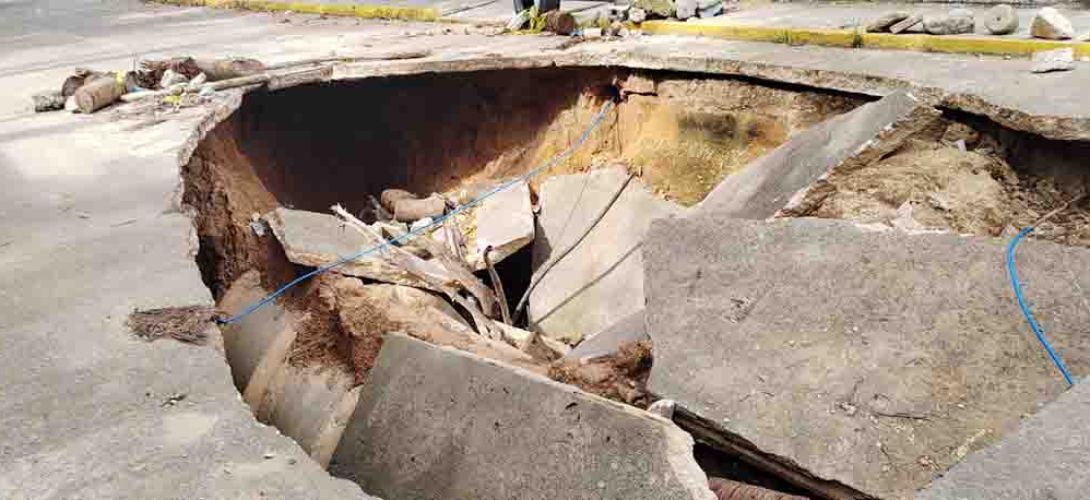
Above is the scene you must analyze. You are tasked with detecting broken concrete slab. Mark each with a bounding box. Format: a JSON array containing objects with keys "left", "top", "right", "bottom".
[
  {"left": 466, "top": 179, "right": 534, "bottom": 270},
  {"left": 329, "top": 333, "right": 715, "bottom": 500},
  {"left": 565, "top": 309, "right": 649, "bottom": 363},
  {"left": 264, "top": 207, "right": 446, "bottom": 289},
  {"left": 644, "top": 217, "right": 1090, "bottom": 499},
  {"left": 916, "top": 376, "right": 1090, "bottom": 500},
  {"left": 695, "top": 91, "right": 928, "bottom": 219},
  {"left": 218, "top": 270, "right": 298, "bottom": 392},
  {"left": 529, "top": 166, "right": 683, "bottom": 343}
]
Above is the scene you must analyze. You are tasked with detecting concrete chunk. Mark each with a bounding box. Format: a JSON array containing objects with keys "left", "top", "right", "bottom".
[
  {"left": 696, "top": 91, "right": 925, "bottom": 219},
  {"left": 916, "top": 377, "right": 1090, "bottom": 500},
  {"left": 330, "top": 333, "right": 715, "bottom": 500},
  {"left": 468, "top": 179, "right": 534, "bottom": 270},
  {"left": 644, "top": 217, "right": 1090, "bottom": 499},
  {"left": 565, "top": 309, "right": 649, "bottom": 363},
  {"left": 529, "top": 166, "right": 683, "bottom": 343}
]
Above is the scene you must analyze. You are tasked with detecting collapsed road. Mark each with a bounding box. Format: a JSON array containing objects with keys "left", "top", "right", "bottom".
[{"left": 3, "top": 2, "right": 1090, "bottom": 499}]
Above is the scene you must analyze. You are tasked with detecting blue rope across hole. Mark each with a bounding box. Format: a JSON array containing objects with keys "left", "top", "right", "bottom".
[
  {"left": 1006, "top": 226, "right": 1075, "bottom": 388},
  {"left": 217, "top": 99, "right": 616, "bottom": 326}
]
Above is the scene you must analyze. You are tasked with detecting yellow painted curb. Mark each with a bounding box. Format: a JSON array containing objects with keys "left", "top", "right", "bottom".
[
  {"left": 149, "top": 0, "right": 440, "bottom": 22},
  {"left": 641, "top": 21, "right": 1090, "bottom": 58}
]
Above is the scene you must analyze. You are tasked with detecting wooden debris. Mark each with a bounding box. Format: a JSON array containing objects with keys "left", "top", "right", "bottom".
[{"left": 74, "top": 73, "right": 126, "bottom": 113}]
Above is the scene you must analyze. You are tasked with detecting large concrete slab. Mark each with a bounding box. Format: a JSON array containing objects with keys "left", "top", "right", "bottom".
[
  {"left": 644, "top": 216, "right": 1090, "bottom": 499},
  {"left": 329, "top": 333, "right": 716, "bottom": 500},
  {"left": 529, "top": 166, "right": 683, "bottom": 343},
  {"left": 696, "top": 90, "right": 930, "bottom": 219},
  {"left": 916, "top": 376, "right": 1090, "bottom": 500},
  {"left": 565, "top": 309, "right": 649, "bottom": 363}
]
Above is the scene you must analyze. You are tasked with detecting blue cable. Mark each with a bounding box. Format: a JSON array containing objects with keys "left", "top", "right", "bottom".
[
  {"left": 218, "top": 99, "right": 615, "bottom": 325},
  {"left": 1006, "top": 226, "right": 1075, "bottom": 387}
]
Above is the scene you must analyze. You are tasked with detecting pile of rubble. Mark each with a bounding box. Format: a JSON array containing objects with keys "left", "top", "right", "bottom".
[{"left": 865, "top": 4, "right": 1086, "bottom": 41}]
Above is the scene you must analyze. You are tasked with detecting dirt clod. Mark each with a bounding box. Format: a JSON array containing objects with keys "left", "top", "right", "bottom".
[
  {"left": 127, "top": 305, "right": 215, "bottom": 345},
  {"left": 548, "top": 340, "right": 653, "bottom": 407}
]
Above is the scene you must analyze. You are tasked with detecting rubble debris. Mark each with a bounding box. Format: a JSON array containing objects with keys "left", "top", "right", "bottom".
[
  {"left": 218, "top": 271, "right": 301, "bottom": 392},
  {"left": 564, "top": 309, "right": 649, "bottom": 363},
  {"left": 647, "top": 398, "right": 676, "bottom": 419},
  {"left": 506, "top": 9, "right": 531, "bottom": 30},
  {"left": 549, "top": 340, "right": 652, "bottom": 406},
  {"left": 264, "top": 207, "right": 441, "bottom": 289},
  {"left": 676, "top": 0, "right": 698, "bottom": 21},
  {"left": 378, "top": 188, "right": 416, "bottom": 213},
  {"left": 923, "top": 9, "right": 974, "bottom": 35},
  {"left": 32, "top": 91, "right": 65, "bottom": 112},
  {"left": 1031, "top": 7, "right": 1073, "bottom": 40},
  {"left": 542, "top": 10, "right": 576, "bottom": 35},
  {"left": 159, "top": 68, "right": 189, "bottom": 89},
  {"left": 136, "top": 56, "right": 201, "bottom": 89},
  {"left": 528, "top": 166, "right": 683, "bottom": 343},
  {"left": 127, "top": 305, "right": 215, "bottom": 345},
  {"left": 865, "top": 11, "right": 910, "bottom": 33},
  {"left": 73, "top": 72, "right": 127, "bottom": 113},
  {"left": 643, "top": 216, "right": 1090, "bottom": 498},
  {"left": 697, "top": 0, "right": 723, "bottom": 19},
  {"left": 468, "top": 180, "right": 533, "bottom": 270},
  {"left": 629, "top": 6, "right": 648, "bottom": 23},
  {"left": 697, "top": 91, "right": 930, "bottom": 219},
  {"left": 1032, "top": 47, "right": 1075, "bottom": 73},
  {"left": 634, "top": 0, "right": 675, "bottom": 18},
  {"left": 983, "top": 4, "right": 1018, "bottom": 35},
  {"left": 917, "top": 376, "right": 1090, "bottom": 500},
  {"left": 194, "top": 57, "right": 266, "bottom": 81},
  {"left": 708, "top": 478, "right": 806, "bottom": 500},
  {"left": 62, "top": 68, "right": 105, "bottom": 97},
  {"left": 886, "top": 14, "right": 920, "bottom": 34},
  {"left": 330, "top": 333, "right": 714, "bottom": 500}
]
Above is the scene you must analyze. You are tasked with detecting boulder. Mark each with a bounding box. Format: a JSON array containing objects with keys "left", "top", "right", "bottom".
[
  {"left": 983, "top": 4, "right": 1018, "bottom": 35},
  {"left": 644, "top": 216, "right": 1090, "bottom": 498},
  {"left": 890, "top": 14, "right": 923, "bottom": 34},
  {"left": 923, "top": 9, "right": 974, "bottom": 35},
  {"left": 865, "top": 11, "right": 911, "bottom": 33},
  {"left": 529, "top": 166, "right": 683, "bottom": 343},
  {"left": 1032, "top": 47, "right": 1075, "bottom": 74},
  {"left": 675, "top": 0, "right": 698, "bottom": 20},
  {"left": 633, "top": 0, "right": 674, "bottom": 19},
  {"left": 1031, "top": 7, "right": 1074, "bottom": 40},
  {"left": 329, "top": 333, "right": 716, "bottom": 500},
  {"left": 629, "top": 7, "right": 648, "bottom": 23},
  {"left": 696, "top": 91, "right": 931, "bottom": 219}
]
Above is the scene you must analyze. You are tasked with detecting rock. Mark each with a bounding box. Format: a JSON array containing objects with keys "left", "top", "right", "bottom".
[
  {"left": 983, "top": 5, "right": 1018, "bottom": 35},
  {"left": 264, "top": 207, "right": 447, "bottom": 289},
  {"left": 1032, "top": 47, "right": 1075, "bottom": 73},
  {"left": 32, "top": 91, "right": 65, "bottom": 112},
  {"left": 629, "top": 7, "right": 648, "bottom": 23},
  {"left": 392, "top": 195, "right": 445, "bottom": 222},
  {"left": 542, "top": 10, "right": 576, "bottom": 35},
  {"left": 889, "top": 14, "right": 923, "bottom": 34},
  {"left": 697, "top": 0, "right": 723, "bottom": 19},
  {"left": 644, "top": 216, "right": 1090, "bottom": 498},
  {"left": 633, "top": 0, "right": 673, "bottom": 19},
  {"left": 675, "top": 0, "right": 698, "bottom": 20},
  {"left": 697, "top": 91, "right": 932, "bottom": 219},
  {"left": 379, "top": 188, "right": 417, "bottom": 213},
  {"left": 917, "top": 377, "right": 1090, "bottom": 500},
  {"left": 1031, "top": 7, "right": 1073, "bottom": 40},
  {"left": 865, "top": 11, "right": 910, "bottom": 33},
  {"left": 159, "top": 68, "right": 188, "bottom": 89},
  {"left": 647, "top": 399, "right": 676, "bottom": 419},
  {"left": 565, "top": 309, "right": 649, "bottom": 363},
  {"left": 329, "top": 333, "right": 717, "bottom": 500},
  {"left": 529, "top": 166, "right": 683, "bottom": 343},
  {"left": 923, "top": 9, "right": 974, "bottom": 35},
  {"left": 464, "top": 180, "right": 533, "bottom": 270}
]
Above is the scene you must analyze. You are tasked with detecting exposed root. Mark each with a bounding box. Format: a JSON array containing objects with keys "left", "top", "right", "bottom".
[{"left": 127, "top": 305, "right": 215, "bottom": 345}]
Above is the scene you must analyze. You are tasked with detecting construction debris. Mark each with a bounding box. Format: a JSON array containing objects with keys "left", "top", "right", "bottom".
[
  {"left": 1031, "top": 7, "right": 1074, "bottom": 40},
  {"left": 469, "top": 180, "right": 533, "bottom": 270},
  {"left": 983, "top": 4, "right": 1018, "bottom": 35},
  {"left": 330, "top": 333, "right": 715, "bottom": 500},
  {"left": 643, "top": 216, "right": 1090, "bottom": 498},
  {"left": 1032, "top": 47, "right": 1075, "bottom": 73},
  {"left": 865, "top": 11, "right": 910, "bottom": 33},
  {"left": 32, "top": 91, "right": 65, "bottom": 112},
  {"left": 889, "top": 14, "right": 923, "bottom": 34},
  {"left": 923, "top": 9, "right": 974, "bottom": 35},
  {"left": 542, "top": 10, "right": 576, "bottom": 35},
  {"left": 565, "top": 309, "right": 649, "bottom": 363},
  {"left": 73, "top": 72, "right": 127, "bottom": 113}
]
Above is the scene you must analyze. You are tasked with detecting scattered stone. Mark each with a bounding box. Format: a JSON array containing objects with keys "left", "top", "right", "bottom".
[
  {"left": 1032, "top": 47, "right": 1075, "bottom": 73},
  {"left": 697, "top": 91, "right": 930, "bottom": 219},
  {"left": 330, "top": 333, "right": 716, "bottom": 500},
  {"left": 609, "top": 20, "right": 626, "bottom": 36},
  {"left": 529, "top": 166, "right": 683, "bottom": 343},
  {"left": 675, "top": 0, "right": 698, "bottom": 20},
  {"left": 633, "top": 0, "right": 672, "bottom": 19},
  {"left": 565, "top": 309, "right": 649, "bottom": 363},
  {"left": 542, "top": 10, "right": 576, "bottom": 35},
  {"left": 647, "top": 399, "right": 676, "bottom": 419},
  {"left": 469, "top": 180, "right": 533, "bottom": 271},
  {"left": 923, "top": 9, "right": 974, "bottom": 35},
  {"left": 629, "top": 7, "right": 648, "bottom": 23},
  {"left": 1031, "top": 7, "right": 1073, "bottom": 40},
  {"left": 32, "top": 90, "right": 66, "bottom": 112},
  {"left": 644, "top": 216, "right": 1090, "bottom": 498},
  {"left": 697, "top": 0, "right": 723, "bottom": 19},
  {"left": 865, "top": 11, "right": 910, "bottom": 33},
  {"left": 890, "top": 14, "right": 923, "bottom": 34},
  {"left": 983, "top": 5, "right": 1018, "bottom": 35}
]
